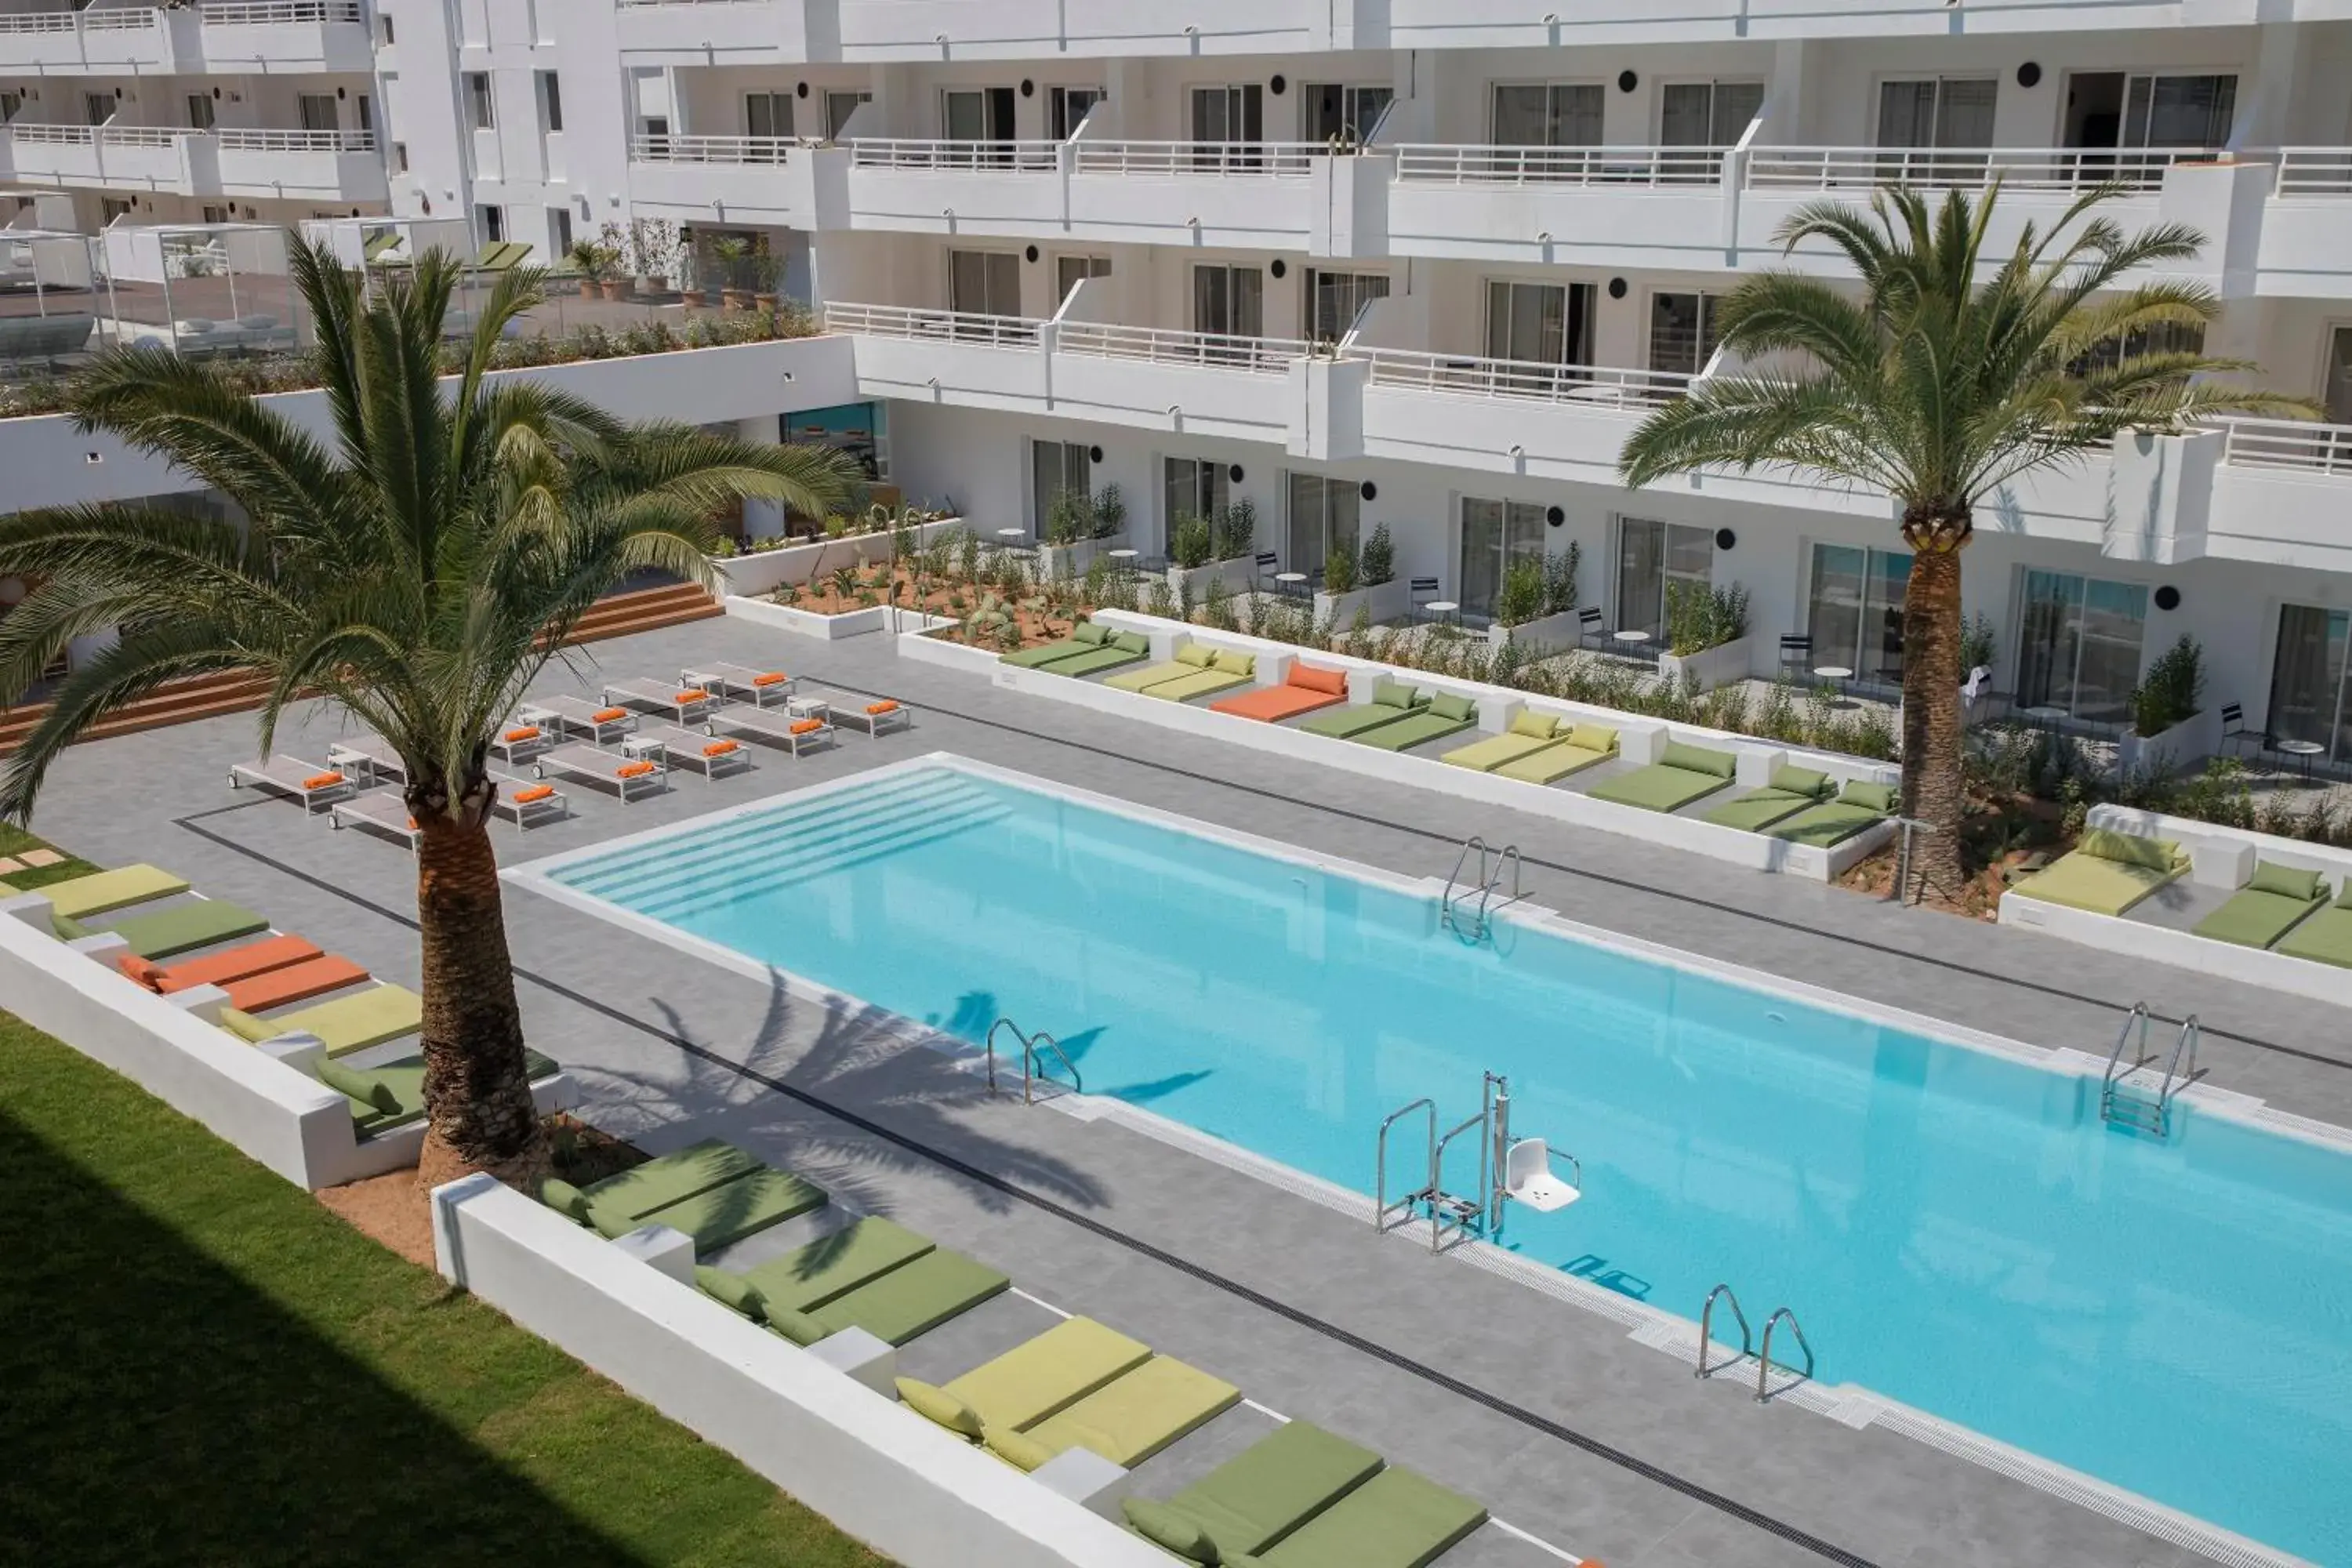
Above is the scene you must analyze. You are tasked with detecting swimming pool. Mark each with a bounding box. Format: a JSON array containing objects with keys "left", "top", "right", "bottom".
[{"left": 528, "top": 757, "right": 2352, "bottom": 1564}]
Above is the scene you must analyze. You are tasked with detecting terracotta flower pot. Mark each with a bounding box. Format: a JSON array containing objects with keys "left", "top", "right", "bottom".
[
  {"left": 753, "top": 292, "right": 779, "bottom": 312},
  {"left": 681, "top": 288, "right": 707, "bottom": 307},
  {"left": 598, "top": 278, "right": 623, "bottom": 301},
  {"left": 722, "top": 287, "right": 753, "bottom": 311}
]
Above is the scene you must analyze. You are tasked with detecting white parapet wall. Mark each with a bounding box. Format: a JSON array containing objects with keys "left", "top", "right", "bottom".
[
  {"left": 710, "top": 517, "right": 970, "bottom": 599},
  {"left": 430, "top": 1175, "right": 1171, "bottom": 1568},
  {"left": 723, "top": 597, "right": 960, "bottom": 641},
  {"left": 897, "top": 624, "right": 1011, "bottom": 677}
]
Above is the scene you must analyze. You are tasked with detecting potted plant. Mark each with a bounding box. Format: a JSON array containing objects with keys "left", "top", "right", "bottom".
[
  {"left": 712, "top": 235, "right": 754, "bottom": 310},
  {"left": 628, "top": 217, "right": 678, "bottom": 295},
  {"left": 677, "top": 240, "right": 707, "bottom": 308},
  {"left": 569, "top": 235, "right": 622, "bottom": 301},
  {"left": 750, "top": 238, "right": 782, "bottom": 313}
]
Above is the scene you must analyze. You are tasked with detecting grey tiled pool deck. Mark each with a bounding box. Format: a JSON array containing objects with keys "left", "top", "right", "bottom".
[{"left": 26, "top": 614, "right": 2352, "bottom": 1568}]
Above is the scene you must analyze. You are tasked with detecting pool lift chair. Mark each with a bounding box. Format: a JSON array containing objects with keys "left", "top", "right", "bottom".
[{"left": 1375, "top": 1071, "right": 1581, "bottom": 1254}]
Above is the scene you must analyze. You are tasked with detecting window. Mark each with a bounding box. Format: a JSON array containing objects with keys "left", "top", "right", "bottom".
[
  {"left": 2015, "top": 570, "right": 2149, "bottom": 723},
  {"left": 85, "top": 92, "right": 114, "bottom": 128},
  {"left": 1806, "top": 544, "right": 1911, "bottom": 684},
  {"left": 824, "top": 90, "right": 872, "bottom": 140},
  {"left": 392, "top": 140, "right": 409, "bottom": 174},
  {"left": 1050, "top": 85, "right": 1103, "bottom": 140},
  {"left": 1648, "top": 292, "right": 1725, "bottom": 376},
  {"left": 943, "top": 87, "right": 1015, "bottom": 164},
  {"left": 101, "top": 198, "right": 133, "bottom": 224},
  {"left": 550, "top": 206, "right": 572, "bottom": 255},
  {"left": 298, "top": 93, "right": 339, "bottom": 132},
  {"left": 355, "top": 94, "right": 372, "bottom": 136},
  {"left": 1490, "top": 83, "right": 1603, "bottom": 148},
  {"left": 0, "top": 90, "right": 21, "bottom": 125},
  {"left": 948, "top": 249, "right": 1021, "bottom": 316},
  {"left": 1304, "top": 83, "right": 1393, "bottom": 143},
  {"left": 1658, "top": 80, "right": 1761, "bottom": 179},
  {"left": 1458, "top": 499, "right": 1548, "bottom": 622},
  {"left": 744, "top": 90, "right": 792, "bottom": 140},
  {"left": 1192, "top": 263, "right": 1264, "bottom": 340},
  {"left": 1190, "top": 85, "right": 1264, "bottom": 169},
  {"left": 2067, "top": 320, "right": 2204, "bottom": 378},
  {"left": 2327, "top": 326, "right": 2352, "bottom": 426},
  {"left": 2267, "top": 605, "right": 2352, "bottom": 761},
  {"left": 1031, "top": 440, "right": 1091, "bottom": 537},
  {"left": 201, "top": 205, "right": 230, "bottom": 225},
  {"left": 1285, "top": 474, "right": 1360, "bottom": 575},
  {"left": 1485, "top": 280, "right": 1593, "bottom": 366},
  {"left": 1164, "top": 457, "right": 1229, "bottom": 535},
  {"left": 378, "top": 13, "right": 394, "bottom": 44},
  {"left": 1054, "top": 253, "right": 1109, "bottom": 305},
  {"left": 186, "top": 93, "right": 215, "bottom": 131},
  {"left": 1613, "top": 517, "right": 1713, "bottom": 638},
  {"left": 1876, "top": 77, "right": 1995, "bottom": 181},
  {"left": 1305, "top": 269, "right": 1388, "bottom": 345},
  {"left": 2124, "top": 73, "right": 2235, "bottom": 149},
  {"left": 466, "top": 72, "right": 495, "bottom": 131},
  {"left": 539, "top": 71, "right": 563, "bottom": 133},
  {"left": 478, "top": 204, "right": 505, "bottom": 244}
]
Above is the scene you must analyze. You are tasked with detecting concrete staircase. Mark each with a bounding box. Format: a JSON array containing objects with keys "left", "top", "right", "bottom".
[{"left": 0, "top": 583, "right": 724, "bottom": 757}]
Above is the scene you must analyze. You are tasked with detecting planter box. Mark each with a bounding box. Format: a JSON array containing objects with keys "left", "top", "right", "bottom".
[
  {"left": 2114, "top": 706, "right": 2220, "bottom": 777},
  {"left": 1166, "top": 556, "right": 1259, "bottom": 602},
  {"left": 1036, "top": 535, "right": 1127, "bottom": 579},
  {"left": 1657, "top": 636, "right": 1755, "bottom": 693},
  {"left": 724, "top": 596, "right": 956, "bottom": 641},
  {"left": 710, "top": 517, "right": 964, "bottom": 599},
  {"left": 1316, "top": 578, "right": 1409, "bottom": 627},
  {"left": 898, "top": 626, "right": 1007, "bottom": 677},
  {"left": 1486, "top": 608, "right": 1586, "bottom": 656}
]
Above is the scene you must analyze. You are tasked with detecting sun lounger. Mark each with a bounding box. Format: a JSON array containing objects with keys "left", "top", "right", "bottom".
[
  {"left": 1125, "top": 1421, "right": 1385, "bottom": 1563},
  {"left": 228, "top": 755, "right": 357, "bottom": 811},
  {"left": 681, "top": 660, "right": 796, "bottom": 704},
  {"left": 800, "top": 1249, "right": 1008, "bottom": 1345},
  {"left": 1141, "top": 648, "right": 1256, "bottom": 704},
  {"left": 55, "top": 896, "right": 267, "bottom": 958},
  {"left": 489, "top": 770, "right": 568, "bottom": 826},
  {"left": 314, "top": 1047, "right": 560, "bottom": 1137},
  {"left": 603, "top": 677, "right": 715, "bottom": 724},
  {"left": 489, "top": 718, "right": 554, "bottom": 764},
  {"left": 220, "top": 982, "right": 422, "bottom": 1055},
  {"left": 635, "top": 721, "right": 755, "bottom": 779},
  {"left": 1703, "top": 764, "right": 1836, "bottom": 833},
  {"left": 1352, "top": 691, "right": 1476, "bottom": 753},
  {"left": 1104, "top": 657, "right": 1194, "bottom": 693},
  {"left": 709, "top": 704, "right": 837, "bottom": 756},
  {"left": 1298, "top": 677, "right": 1429, "bottom": 739},
  {"left": 220, "top": 953, "right": 369, "bottom": 1012},
  {"left": 118, "top": 933, "right": 321, "bottom": 995},
  {"left": 1014, "top": 1355, "right": 1240, "bottom": 1470},
  {"left": 523, "top": 695, "right": 637, "bottom": 743},
  {"left": 1493, "top": 721, "right": 1620, "bottom": 785},
  {"left": 909, "top": 1316, "right": 1150, "bottom": 1435},
  {"left": 534, "top": 742, "right": 668, "bottom": 800},
  {"left": 325, "top": 735, "right": 406, "bottom": 784},
  {"left": 2006, "top": 827, "right": 2187, "bottom": 916},
  {"left": 742, "top": 1217, "right": 938, "bottom": 1317},
  {"left": 1766, "top": 779, "right": 1900, "bottom": 848},
  {"left": 21, "top": 863, "right": 188, "bottom": 920},
  {"left": 1251, "top": 1464, "right": 1488, "bottom": 1568},
  {"left": 330, "top": 790, "right": 420, "bottom": 850},
  {"left": 1441, "top": 710, "right": 1565, "bottom": 772},
  {"left": 2192, "top": 861, "right": 2331, "bottom": 949},
  {"left": 1213, "top": 662, "right": 1350, "bottom": 723},
  {"left": 1588, "top": 739, "right": 1737, "bottom": 813},
  {"left": 1043, "top": 629, "right": 1151, "bottom": 678},
  {"left": 833, "top": 695, "right": 913, "bottom": 735},
  {"left": 2274, "top": 881, "right": 2352, "bottom": 967},
  {"left": 698, "top": 1226, "right": 1010, "bottom": 1348},
  {"left": 1001, "top": 622, "right": 1106, "bottom": 669},
  {"left": 539, "top": 1136, "right": 829, "bottom": 1254}
]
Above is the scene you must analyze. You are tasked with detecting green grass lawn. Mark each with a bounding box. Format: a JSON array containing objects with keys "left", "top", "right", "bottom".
[
  {"left": 0, "top": 1011, "right": 894, "bottom": 1568},
  {"left": 0, "top": 820, "right": 101, "bottom": 891}
]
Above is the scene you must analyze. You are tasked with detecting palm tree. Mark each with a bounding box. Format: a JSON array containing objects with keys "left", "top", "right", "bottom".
[
  {"left": 1621, "top": 183, "right": 2314, "bottom": 896},
  {"left": 0, "top": 239, "right": 855, "bottom": 1186}
]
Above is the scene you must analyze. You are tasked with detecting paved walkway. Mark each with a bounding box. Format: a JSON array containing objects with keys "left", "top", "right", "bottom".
[{"left": 27, "top": 615, "right": 2351, "bottom": 1568}]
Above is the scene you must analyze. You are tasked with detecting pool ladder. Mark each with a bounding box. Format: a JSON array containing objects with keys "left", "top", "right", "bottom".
[
  {"left": 2100, "top": 1002, "right": 2202, "bottom": 1138},
  {"left": 1441, "top": 835, "right": 1523, "bottom": 942},
  {"left": 1696, "top": 1283, "right": 1817, "bottom": 1403},
  {"left": 1374, "top": 1072, "right": 1581, "bottom": 1254},
  {"left": 984, "top": 1016, "right": 1082, "bottom": 1105}
]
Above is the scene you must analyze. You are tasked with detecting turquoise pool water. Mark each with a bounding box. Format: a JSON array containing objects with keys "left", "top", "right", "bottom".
[{"left": 543, "top": 764, "right": 2352, "bottom": 1563}]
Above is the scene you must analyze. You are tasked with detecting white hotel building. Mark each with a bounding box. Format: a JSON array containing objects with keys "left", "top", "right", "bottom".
[{"left": 6, "top": 0, "right": 2352, "bottom": 753}]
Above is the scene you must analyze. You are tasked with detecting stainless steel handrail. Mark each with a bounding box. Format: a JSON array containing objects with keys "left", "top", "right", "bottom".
[
  {"left": 1477, "top": 844, "right": 1524, "bottom": 931},
  {"left": 2158, "top": 1014, "right": 2203, "bottom": 1110},
  {"left": 1374, "top": 1097, "right": 1436, "bottom": 1232},
  {"left": 2102, "top": 1000, "right": 2152, "bottom": 1093},
  {"left": 1024, "top": 1029, "right": 1080, "bottom": 1104},
  {"left": 1439, "top": 834, "right": 1488, "bottom": 931},
  {"left": 1756, "top": 1306, "right": 1815, "bottom": 1402},
  {"left": 1430, "top": 1109, "right": 1489, "bottom": 1253},
  {"left": 1696, "top": 1282, "right": 1751, "bottom": 1379}
]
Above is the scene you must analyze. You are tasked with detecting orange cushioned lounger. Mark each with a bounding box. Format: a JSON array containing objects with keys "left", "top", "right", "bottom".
[
  {"left": 121, "top": 933, "right": 323, "bottom": 995},
  {"left": 223, "top": 954, "right": 371, "bottom": 1013},
  {"left": 1210, "top": 662, "right": 1352, "bottom": 724}
]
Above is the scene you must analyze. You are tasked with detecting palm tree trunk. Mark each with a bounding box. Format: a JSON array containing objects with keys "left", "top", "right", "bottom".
[
  {"left": 412, "top": 793, "right": 548, "bottom": 1192},
  {"left": 1897, "top": 503, "right": 1972, "bottom": 900}
]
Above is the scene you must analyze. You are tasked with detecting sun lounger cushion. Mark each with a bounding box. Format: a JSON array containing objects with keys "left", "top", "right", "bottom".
[
  {"left": 1441, "top": 731, "right": 1555, "bottom": 771},
  {"left": 1493, "top": 739, "right": 1613, "bottom": 785},
  {"left": 1298, "top": 702, "right": 1414, "bottom": 740},
  {"left": 125, "top": 932, "right": 319, "bottom": 993},
  {"left": 1255, "top": 1465, "right": 1488, "bottom": 1568},
  {"left": 1146, "top": 1419, "right": 1385, "bottom": 1560},
  {"left": 1022, "top": 1356, "right": 1241, "bottom": 1468},
  {"left": 897, "top": 1377, "right": 987, "bottom": 1441},
  {"left": 1371, "top": 678, "right": 1422, "bottom": 710},
  {"left": 1145, "top": 668, "right": 1252, "bottom": 704},
  {"left": 1766, "top": 787, "right": 1897, "bottom": 848},
  {"left": 74, "top": 898, "right": 268, "bottom": 959},
  {"left": 1210, "top": 650, "right": 1256, "bottom": 677},
  {"left": 1770, "top": 764, "right": 1833, "bottom": 798},
  {"left": 1588, "top": 759, "right": 1732, "bottom": 813},
  {"left": 224, "top": 954, "right": 368, "bottom": 1012},
  {"left": 1508, "top": 710, "right": 1559, "bottom": 739},
  {"left": 1658, "top": 740, "right": 1737, "bottom": 779},
  {"left": 1702, "top": 786, "right": 1820, "bottom": 833},
  {"left": 1046, "top": 643, "right": 1148, "bottom": 678},
  {"left": 35, "top": 864, "right": 189, "bottom": 921},
  {"left": 742, "top": 1217, "right": 936, "bottom": 1316},
  {"left": 1569, "top": 723, "right": 1618, "bottom": 753},
  {"left": 1426, "top": 692, "right": 1475, "bottom": 724},
  {"left": 1352, "top": 709, "right": 1475, "bottom": 753},
  {"left": 1291, "top": 664, "right": 1348, "bottom": 695},
  {"left": 1212, "top": 680, "right": 1346, "bottom": 724},
  {"left": 320, "top": 1047, "right": 558, "bottom": 1134},
  {"left": 2010, "top": 835, "right": 2187, "bottom": 916},
  {"left": 1126, "top": 1500, "right": 1221, "bottom": 1564},
  {"left": 942, "top": 1316, "right": 1152, "bottom": 1434},
  {"left": 1003, "top": 633, "right": 1091, "bottom": 669},
  {"left": 1105, "top": 659, "right": 1192, "bottom": 693},
  {"left": 2274, "top": 893, "right": 2352, "bottom": 968},
  {"left": 572, "top": 1137, "right": 762, "bottom": 1222},
  {"left": 807, "top": 1247, "right": 1010, "bottom": 1345},
  {"left": 599, "top": 1167, "right": 828, "bottom": 1250},
  {"left": 220, "top": 983, "right": 422, "bottom": 1055},
  {"left": 1176, "top": 644, "right": 1217, "bottom": 669},
  {"left": 2247, "top": 860, "right": 2326, "bottom": 902},
  {"left": 2191, "top": 865, "right": 2328, "bottom": 949}
]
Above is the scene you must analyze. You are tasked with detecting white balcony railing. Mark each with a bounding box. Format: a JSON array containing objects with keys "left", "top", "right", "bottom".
[
  {"left": 849, "top": 138, "right": 1058, "bottom": 172},
  {"left": 7, "top": 123, "right": 194, "bottom": 149},
  {"left": 824, "top": 301, "right": 1042, "bottom": 348},
  {"left": 200, "top": 0, "right": 364, "bottom": 23},
  {"left": 1056, "top": 321, "right": 1307, "bottom": 373},
  {"left": 2274, "top": 149, "right": 2352, "bottom": 197},
  {"left": 1357, "top": 347, "right": 1693, "bottom": 408},
  {"left": 217, "top": 127, "right": 375, "bottom": 153},
  {"left": 1072, "top": 141, "right": 1317, "bottom": 177},
  {"left": 629, "top": 133, "right": 792, "bottom": 165},
  {"left": 1745, "top": 146, "right": 2223, "bottom": 194},
  {"left": 1393, "top": 144, "right": 1733, "bottom": 187},
  {"left": 2215, "top": 417, "right": 2352, "bottom": 476},
  {"left": 0, "top": 6, "right": 158, "bottom": 31}
]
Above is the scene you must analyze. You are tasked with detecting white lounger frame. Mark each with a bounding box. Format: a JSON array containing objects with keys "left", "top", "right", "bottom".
[
  {"left": 681, "top": 661, "right": 795, "bottom": 706},
  {"left": 709, "top": 705, "right": 837, "bottom": 757},
  {"left": 532, "top": 743, "right": 669, "bottom": 802},
  {"left": 603, "top": 677, "right": 715, "bottom": 725},
  {"left": 228, "top": 756, "right": 358, "bottom": 811}
]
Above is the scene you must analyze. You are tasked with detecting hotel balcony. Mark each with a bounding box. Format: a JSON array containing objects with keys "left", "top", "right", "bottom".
[
  {"left": 625, "top": 133, "right": 838, "bottom": 227},
  {"left": 0, "top": 124, "right": 214, "bottom": 197},
  {"left": 0, "top": 1, "right": 367, "bottom": 75},
  {"left": 609, "top": 0, "right": 1385, "bottom": 63},
  {"left": 216, "top": 128, "right": 386, "bottom": 205}
]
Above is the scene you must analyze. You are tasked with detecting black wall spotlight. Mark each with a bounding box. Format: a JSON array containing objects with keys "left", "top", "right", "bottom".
[
  {"left": 1088, "top": 445, "right": 1104, "bottom": 464},
  {"left": 1020, "top": 78, "right": 1035, "bottom": 97},
  {"left": 1269, "top": 257, "right": 1287, "bottom": 280},
  {"left": 2154, "top": 584, "right": 2182, "bottom": 612},
  {"left": 1715, "top": 528, "right": 1737, "bottom": 551},
  {"left": 1269, "top": 74, "right": 1287, "bottom": 95},
  {"left": 796, "top": 82, "right": 810, "bottom": 99},
  {"left": 1617, "top": 70, "right": 1638, "bottom": 93},
  {"left": 1229, "top": 464, "right": 1245, "bottom": 484},
  {"left": 1545, "top": 505, "right": 1566, "bottom": 528},
  {"left": 1024, "top": 244, "right": 1040, "bottom": 263},
  {"left": 336, "top": 85, "right": 347, "bottom": 99},
  {"left": 1359, "top": 481, "right": 1377, "bottom": 502},
  {"left": 1607, "top": 277, "right": 1628, "bottom": 299},
  {"left": 2017, "top": 61, "right": 2042, "bottom": 88}
]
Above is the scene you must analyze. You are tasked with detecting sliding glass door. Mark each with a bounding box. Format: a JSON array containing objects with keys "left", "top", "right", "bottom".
[
  {"left": 1285, "top": 474, "right": 1360, "bottom": 574},
  {"left": 1030, "top": 440, "right": 1091, "bottom": 537},
  {"left": 1804, "top": 544, "right": 1911, "bottom": 682},
  {"left": 1613, "top": 517, "right": 1712, "bottom": 637},
  {"left": 1458, "top": 498, "right": 1548, "bottom": 622},
  {"left": 1484, "top": 280, "right": 1594, "bottom": 367},
  {"left": 2014, "top": 570, "right": 2149, "bottom": 723},
  {"left": 2267, "top": 606, "right": 2352, "bottom": 760},
  {"left": 949, "top": 249, "right": 1022, "bottom": 317}
]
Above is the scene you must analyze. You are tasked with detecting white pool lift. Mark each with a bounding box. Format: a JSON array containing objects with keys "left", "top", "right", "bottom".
[{"left": 1375, "top": 1071, "right": 1582, "bottom": 1251}]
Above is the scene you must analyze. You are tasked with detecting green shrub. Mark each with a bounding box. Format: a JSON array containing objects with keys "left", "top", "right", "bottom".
[
  {"left": 1212, "top": 499, "right": 1257, "bottom": 562},
  {"left": 2129, "top": 634, "right": 2204, "bottom": 737},
  {"left": 1323, "top": 538, "right": 1359, "bottom": 596},
  {"left": 1170, "top": 513, "right": 1215, "bottom": 569},
  {"left": 1664, "top": 580, "right": 1749, "bottom": 656},
  {"left": 1541, "top": 543, "right": 1580, "bottom": 616},
  {"left": 1496, "top": 561, "right": 1546, "bottom": 627},
  {"left": 1358, "top": 523, "right": 1395, "bottom": 586},
  {"left": 1959, "top": 610, "right": 1996, "bottom": 674},
  {"left": 1091, "top": 482, "right": 1127, "bottom": 540}
]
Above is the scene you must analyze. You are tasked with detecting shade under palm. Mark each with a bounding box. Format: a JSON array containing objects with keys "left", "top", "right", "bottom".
[
  {"left": 0, "top": 239, "right": 855, "bottom": 1185},
  {"left": 1621, "top": 183, "right": 2314, "bottom": 896}
]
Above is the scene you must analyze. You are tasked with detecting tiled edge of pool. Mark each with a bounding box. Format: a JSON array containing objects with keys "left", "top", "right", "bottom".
[{"left": 503, "top": 751, "right": 2334, "bottom": 1568}]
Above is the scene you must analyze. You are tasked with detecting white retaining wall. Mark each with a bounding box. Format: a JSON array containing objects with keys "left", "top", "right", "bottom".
[
  {"left": 710, "top": 517, "right": 967, "bottom": 599},
  {"left": 723, "top": 597, "right": 958, "bottom": 641},
  {"left": 897, "top": 625, "right": 1011, "bottom": 677},
  {"left": 430, "top": 1176, "right": 1170, "bottom": 1568}
]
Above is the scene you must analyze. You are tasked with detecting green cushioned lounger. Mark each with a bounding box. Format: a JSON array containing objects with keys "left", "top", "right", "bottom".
[
  {"left": 1493, "top": 740, "right": 1613, "bottom": 785},
  {"left": 321, "top": 1047, "right": 559, "bottom": 1134},
  {"left": 2275, "top": 894, "right": 2352, "bottom": 968},
  {"left": 742, "top": 1217, "right": 937, "bottom": 1316},
  {"left": 1141, "top": 1419, "right": 1383, "bottom": 1559},
  {"left": 1145, "top": 668, "right": 1253, "bottom": 704},
  {"left": 612, "top": 1167, "right": 829, "bottom": 1251},
  {"left": 1766, "top": 799, "right": 1889, "bottom": 848},
  {"left": 1702, "top": 787, "right": 1820, "bottom": 833},
  {"left": 2194, "top": 885, "right": 2328, "bottom": 949},
  {"left": 73, "top": 899, "right": 269, "bottom": 960},
  {"left": 1257, "top": 1465, "right": 1488, "bottom": 1568},
  {"left": 1045, "top": 643, "right": 1147, "bottom": 678},
  {"left": 220, "top": 983, "right": 421, "bottom": 1055},
  {"left": 1104, "top": 659, "right": 1193, "bottom": 693},
  {"left": 1002, "top": 633, "right": 1094, "bottom": 668},
  {"left": 1022, "top": 1356, "right": 1240, "bottom": 1468},
  {"left": 944, "top": 1316, "right": 1152, "bottom": 1432},
  {"left": 35, "top": 864, "right": 190, "bottom": 920},
  {"left": 1298, "top": 703, "right": 1415, "bottom": 739},
  {"left": 583, "top": 1136, "right": 765, "bottom": 1221},
  {"left": 807, "top": 1247, "right": 1009, "bottom": 1345},
  {"left": 2008, "top": 829, "right": 2187, "bottom": 917},
  {"left": 1352, "top": 710, "right": 1475, "bottom": 753},
  {"left": 1588, "top": 763, "right": 1730, "bottom": 813},
  {"left": 1439, "top": 731, "right": 1555, "bottom": 771}
]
